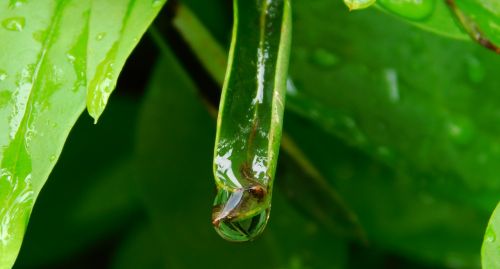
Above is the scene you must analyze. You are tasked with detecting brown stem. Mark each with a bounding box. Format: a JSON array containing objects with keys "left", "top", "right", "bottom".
[{"left": 445, "top": 0, "right": 500, "bottom": 54}]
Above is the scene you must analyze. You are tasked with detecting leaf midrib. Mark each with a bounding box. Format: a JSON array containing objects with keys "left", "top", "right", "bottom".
[{"left": 5, "top": 1, "right": 66, "bottom": 191}]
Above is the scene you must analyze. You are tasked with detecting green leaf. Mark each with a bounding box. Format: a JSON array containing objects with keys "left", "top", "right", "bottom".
[
  {"left": 16, "top": 97, "right": 141, "bottom": 267},
  {"left": 278, "top": 135, "right": 365, "bottom": 240},
  {"left": 163, "top": 3, "right": 363, "bottom": 240},
  {"left": 164, "top": 0, "right": 496, "bottom": 266},
  {"left": 86, "top": 0, "right": 166, "bottom": 122},
  {"left": 338, "top": 0, "right": 466, "bottom": 40},
  {"left": 446, "top": 0, "right": 500, "bottom": 53},
  {"left": 0, "top": 1, "right": 165, "bottom": 267},
  {"left": 288, "top": 0, "right": 500, "bottom": 213},
  {"left": 211, "top": 0, "right": 292, "bottom": 241},
  {"left": 171, "top": 6, "right": 227, "bottom": 85},
  {"left": 482, "top": 202, "right": 500, "bottom": 269},
  {"left": 136, "top": 46, "right": 348, "bottom": 269},
  {"left": 110, "top": 223, "right": 168, "bottom": 269},
  {"left": 285, "top": 113, "right": 485, "bottom": 268},
  {"left": 374, "top": 0, "right": 500, "bottom": 52}
]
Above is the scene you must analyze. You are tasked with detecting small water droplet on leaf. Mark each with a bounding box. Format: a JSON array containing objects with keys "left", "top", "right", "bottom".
[
  {"left": 447, "top": 118, "right": 473, "bottom": 145},
  {"left": 465, "top": 56, "right": 484, "bottom": 83},
  {"left": 379, "top": 0, "right": 435, "bottom": 20},
  {"left": 485, "top": 226, "right": 496, "bottom": 243},
  {"left": 96, "top": 32, "right": 106, "bottom": 41},
  {"left": 0, "top": 70, "right": 7, "bottom": 81},
  {"left": 2, "top": 17, "right": 26, "bottom": 32},
  {"left": 152, "top": 0, "right": 163, "bottom": 8},
  {"left": 8, "top": 0, "right": 27, "bottom": 8},
  {"left": 311, "top": 48, "right": 339, "bottom": 68},
  {"left": 343, "top": 0, "right": 376, "bottom": 10}
]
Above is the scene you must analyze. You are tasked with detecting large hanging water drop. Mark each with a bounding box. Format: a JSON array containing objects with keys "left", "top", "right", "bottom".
[
  {"left": 212, "top": 188, "right": 270, "bottom": 241},
  {"left": 211, "top": 0, "right": 292, "bottom": 242}
]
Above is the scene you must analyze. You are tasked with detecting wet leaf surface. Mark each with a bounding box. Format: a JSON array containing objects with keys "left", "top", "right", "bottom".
[
  {"left": 135, "top": 47, "right": 348, "bottom": 269},
  {"left": 172, "top": 0, "right": 500, "bottom": 266},
  {"left": 482, "top": 202, "right": 500, "bottom": 269},
  {"left": 0, "top": 0, "right": 165, "bottom": 267}
]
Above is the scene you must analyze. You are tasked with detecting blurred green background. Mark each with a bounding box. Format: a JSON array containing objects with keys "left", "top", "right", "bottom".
[{"left": 12, "top": 0, "right": 500, "bottom": 268}]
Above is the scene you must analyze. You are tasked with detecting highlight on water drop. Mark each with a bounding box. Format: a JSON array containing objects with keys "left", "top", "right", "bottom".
[
  {"left": 343, "top": 0, "right": 376, "bottom": 10},
  {"left": 211, "top": 0, "right": 292, "bottom": 242},
  {"left": 2, "top": 17, "right": 26, "bottom": 32},
  {"left": 378, "top": 0, "right": 435, "bottom": 20}
]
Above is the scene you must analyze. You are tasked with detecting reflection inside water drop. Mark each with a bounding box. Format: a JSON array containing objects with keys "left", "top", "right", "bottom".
[{"left": 212, "top": 187, "right": 271, "bottom": 242}]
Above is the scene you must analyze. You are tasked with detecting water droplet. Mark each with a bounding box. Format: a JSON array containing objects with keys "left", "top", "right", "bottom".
[
  {"left": 379, "top": 0, "right": 435, "bottom": 20},
  {"left": 485, "top": 226, "right": 496, "bottom": 243},
  {"left": 353, "top": 131, "right": 367, "bottom": 145},
  {"left": 419, "top": 192, "right": 435, "bottom": 205},
  {"left": 311, "top": 48, "right": 339, "bottom": 68},
  {"left": 212, "top": 188, "right": 270, "bottom": 242},
  {"left": 87, "top": 42, "right": 118, "bottom": 121},
  {"left": 8, "top": 0, "right": 27, "bottom": 8},
  {"left": 0, "top": 70, "right": 7, "bottom": 81},
  {"left": 152, "top": 0, "right": 163, "bottom": 8},
  {"left": 445, "top": 252, "right": 467, "bottom": 269},
  {"left": 2, "top": 17, "right": 26, "bottom": 32},
  {"left": 288, "top": 256, "right": 304, "bottom": 269},
  {"left": 343, "top": 0, "right": 376, "bottom": 10},
  {"left": 465, "top": 56, "right": 484, "bottom": 83},
  {"left": 96, "top": 32, "right": 106, "bottom": 41},
  {"left": 286, "top": 78, "right": 298, "bottom": 96},
  {"left": 49, "top": 155, "right": 57, "bottom": 163},
  {"left": 377, "top": 146, "right": 391, "bottom": 158},
  {"left": 342, "top": 116, "right": 356, "bottom": 129},
  {"left": 32, "top": 30, "right": 46, "bottom": 43},
  {"left": 447, "top": 118, "right": 473, "bottom": 145},
  {"left": 0, "top": 90, "right": 12, "bottom": 108},
  {"left": 384, "top": 68, "right": 400, "bottom": 102},
  {"left": 66, "top": 53, "right": 76, "bottom": 63}
]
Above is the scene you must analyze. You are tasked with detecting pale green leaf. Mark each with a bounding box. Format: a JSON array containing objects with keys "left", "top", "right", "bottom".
[
  {"left": 482, "top": 202, "right": 500, "bottom": 269},
  {"left": 0, "top": 1, "right": 165, "bottom": 267},
  {"left": 86, "top": 0, "right": 166, "bottom": 122}
]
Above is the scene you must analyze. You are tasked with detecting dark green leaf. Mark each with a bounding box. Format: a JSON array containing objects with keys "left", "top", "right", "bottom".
[
  {"left": 136, "top": 45, "right": 348, "bottom": 269},
  {"left": 14, "top": 96, "right": 141, "bottom": 268},
  {"left": 289, "top": 0, "right": 500, "bottom": 213},
  {"left": 110, "top": 223, "right": 167, "bottom": 269},
  {"left": 285, "top": 113, "right": 485, "bottom": 268},
  {"left": 167, "top": 1, "right": 497, "bottom": 266},
  {"left": 166, "top": 3, "right": 362, "bottom": 240}
]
